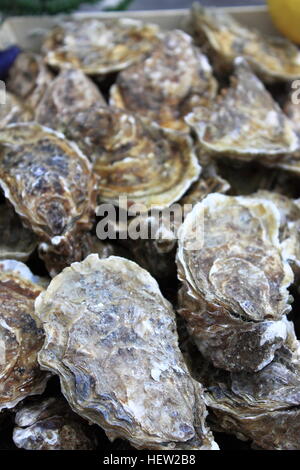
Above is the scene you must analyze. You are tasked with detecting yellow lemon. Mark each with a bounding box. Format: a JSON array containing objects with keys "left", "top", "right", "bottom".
[{"left": 268, "top": 0, "right": 300, "bottom": 44}]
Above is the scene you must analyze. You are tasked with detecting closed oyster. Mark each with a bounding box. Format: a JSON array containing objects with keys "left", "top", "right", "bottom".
[
  {"left": 6, "top": 52, "right": 54, "bottom": 109},
  {"left": 186, "top": 59, "right": 299, "bottom": 166},
  {"left": 191, "top": 321, "right": 300, "bottom": 450},
  {"left": 35, "top": 68, "right": 106, "bottom": 130},
  {"left": 0, "top": 124, "right": 97, "bottom": 276},
  {"left": 110, "top": 30, "right": 217, "bottom": 132},
  {"left": 0, "top": 92, "right": 32, "bottom": 129},
  {"left": 43, "top": 18, "right": 160, "bottom": 75},
  {"left": 0, "top": 204, "right": 37, "bottom": 261},
  {"left": 177, "top": 193, "right": 294, "bottom": 372},
  {"left": 0, "top": 260, "right": 49, "bottom": 411},
  {"left": 249, "top": 191, "right": 300, "bottom": 275},
  {"left": 13, "top": 397, "right": 98, "bottom": 450},
  {"left": 35, "top": 254, "right": 218, "bottom": 450},
  {"left": 191, "top": 3, "right": 300, "bottom": 83},
  {"left": 63, "top": 106, "right": 200, "bottom": 212}
]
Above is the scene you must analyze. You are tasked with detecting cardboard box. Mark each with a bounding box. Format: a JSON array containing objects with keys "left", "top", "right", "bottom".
[{"left": 0, "top": 5, "right": 279, "bottom": 53}]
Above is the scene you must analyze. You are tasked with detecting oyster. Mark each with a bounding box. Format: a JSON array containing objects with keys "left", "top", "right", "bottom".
[
  {"left": 110, "top": 30, "right": 217, "bottom": 132},
  {"left": 35, "top": 254, "right": 218, "bottom": 450},
  {"left": 35, "top": 68, "right": 106, "bottom": 131},
  {"left": 177, "top": 193, "right": 294, "bottom": 372},
  {"left": 6, "top": 52, "right": 54, "bottom": 109},
  {"left": 191, "top": 3, "right": 300, "bottom": 83},
  {"left": 0, "top": 203, "right": 37, "bottom": 261},
  {"left": 0, "top": 124, "right": 97, "bottom": 276},
  {"left": 191, "top": 321, "right": 300, "bottom": 450},
  {"left": 284, "top": 97, "right": 300, "bottom": 136},
  {"left": 186, "top": 59, "right": 299, "bottom": 166},
  {"left": 0, "top": 92, "right": 32, "bottom": 129},
  {"left": 13, "top": 397, "right": 98, "bottom": 450},
  {"left": 63, "top": 106, "right": 200, "bottom": 211},
  {"left": 43, "top": 18, "right": 160, "bottom": 75},
  {"left": 0, "top": 260, "right": 49, "bottom": 411}
]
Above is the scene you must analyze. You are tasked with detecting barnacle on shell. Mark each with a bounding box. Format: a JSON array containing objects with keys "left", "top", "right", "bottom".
[
  {"left": 110, "top": 29, "right": 217, "bottom": 132},
  {"left": 177, "top": 193, "right": 294, "bottom": 372},
  {"left": 0, "top": 123, "right": 97, "bottom": 276},
  {"left": 191, "top": 3, "right": 300, "bottom": 83},
  {"left": 13, "top": 397, "right": 98, "bottom": 450},
  {"left": 42, "top": 18, "right": 160, "bottom": 75},
  {"left": 34, "top": 254, "right": 218, "bottom": 450},
  {"left": 0, "top": 260, "right": 49, "bottom": 412},
  {"left": 186, "top": 59, "right": 299, "bottom": 167}
]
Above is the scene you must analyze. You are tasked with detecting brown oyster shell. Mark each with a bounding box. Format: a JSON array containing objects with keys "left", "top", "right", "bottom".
[
  {"left": 0, "top": 123, "right": 97, "bottom": 276},
  {"left": 0, "top": 204, "right": 37, "bottom": 261},
  {"left": 35, "top": 68, "right": 106, "bottom": 130},
  {"left": 0, "top": 260, "right": 49, "bottom": 411},
  {"left": 177, "top": 193, "right": 294, "bottom": 372},
  {"left": 191, "top": 4, "right": 300, "bottom": 83},
  {"left": 0, "top": 92, "right": 32, "bottom": 129},
  {"left": 63, "top": 106, "right": 200, "bottom": 212},
  {"left": 110, "top": 29, "right": 217, "bottom": 132},
  {"left": 190, "top": 320, "right": 300, "bottom": 450},
  {"left": 186, "top": 59, "right": 299, "bottom": 166},
  {"left": 35, "top": 254, "right": 218, "bottom": 450},
  {"left": 42, "top": 18, "right": 160, "bottom": 75},
  {"left": 13, "top": 397, "right": 98, "bottom": 450},
  {"left": 6, "top": 52, "right": 54, "bottom": 109}
]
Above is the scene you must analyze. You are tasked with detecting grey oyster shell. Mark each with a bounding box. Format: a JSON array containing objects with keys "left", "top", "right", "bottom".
[
  {"left": 177, "top": 193, "right": 294, "bottom": 372},
  {"left": 13, "top": 397, "right": 98, "bottom": 450},
  {"left": 110, "top": 29, "right": 217, "bottom": 132},
  {"left": 62, "top": 106, "right": 200, "bottom": 212},
  {"left": 34, "top": 254, "right": 218, "bottom": 450},
  {"left": 0, "top": 123, "right": 97, "bottom": 277},
  {"left": 0, "top": 92, "right": 32, "bottom": 129},
  {"left": 35, "top": 68, "right": 106, "bottom": 131},
  {"left": 0, "top": 260, "right": 49, "bottom": 412},
  {"left": 190, "top": 320, "right": 300, "bottom": 450},
  {"left": 186, "top": 59, "right": 299, "bottom": 166},
  {"left": 6, "top": 52, "right": 54, "bottom": 110},
  {"left": 0, "top": 204, "right": 37, "bottom": 261},
  {"left": 42, "top": 18, "right": 160, "bottom": 75},
  {"left": 191, "top": 3, "right": 300, "bottom": 83}
]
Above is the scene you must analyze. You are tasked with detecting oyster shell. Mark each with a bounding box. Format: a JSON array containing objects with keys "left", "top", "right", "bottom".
[
  {"left": 35, "top": 68, "right": 106, "bottom": 130},
  {"left": 0, "top": 123, "right": 97, "bottom": 276},
  {"left": 6, "top": 52, "right": 54, "bottom": 109},
  {"left": 13, "top": 397, "right": 98, "bottom": 450},
  {"left": 0, "top": 204, "right": 37, "bottom": 261},
  {"left": 284, "top": 97, "right": 300, "bottom": 136},
  {"left": 35, "top": 254, "right": 218, "bottom": 450},
  {"left": 186, "top": 59, "right": 299, "bottom": 165},
  {"left": 191, "top": 3, "right": 300, "bottom": 83},
  {"left": 43, "top": 18, "right": 160, "bottom": 75},
  {"left": 0, "top": 260, "right": 49, "bottom": 411},
  {"left": 0, "top": 92, "right": 32, "bottom": 129},
  {"left": 191, "top": 320, "right": 300, "bottom": 450},
  {"left": 177, "top": 193, "right": 294, "bottom": 372},
  {"left": 110, "top": 30, "right": 217, "bottom": 132},
  {"left": 63, "top": 106, "right": 200, "bottom": 212}
]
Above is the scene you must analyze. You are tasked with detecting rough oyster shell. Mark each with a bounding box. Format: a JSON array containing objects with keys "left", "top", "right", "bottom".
[
  {"left": 0, "top": 92, "right": 32, "bottom": 129},
  {"left": 110, "top": 29, "right": 217, "bottom": 132},
  {"left": 191, "top": 3, "right": 300, "bottom": 83},
  {"left": 190, "top": 320, "right": 300, "bottom": 450},
  {"left": 186, "top": 59, "right": 299, "bottom": 165},
  {"left": 63, "top": 106, "right": 200, "bottom": 211},
  {"left": 35, "top": 254, "right": 218, "bottom": 450},
  {"left": 6, "top": 52, "right": 54, "bottom": 109},
  {"left": 0, "top": 204, "right": 37, "bottom": 261},
  {"left": 177, "top": 193, "right": 294, "bottom": 372},
  {"left": 0, "top": 260, "right": 49, "bottom": 411},
  {"left": 0, "top": 124, "right": 97, "bottom": 276},
  {"left": 42, "top": 18, "right": 160, "bottom": 75},
  {"left": 35, "top": 68, "right": 106, "bottom": 130},
  {"left": 13, "top": 397, "right": 98, "bottom": 450}
]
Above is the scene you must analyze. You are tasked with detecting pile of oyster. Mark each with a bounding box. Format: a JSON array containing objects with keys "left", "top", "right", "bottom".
[{"left": 1, "top": 2, "right": 300, "bottom": 450}]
